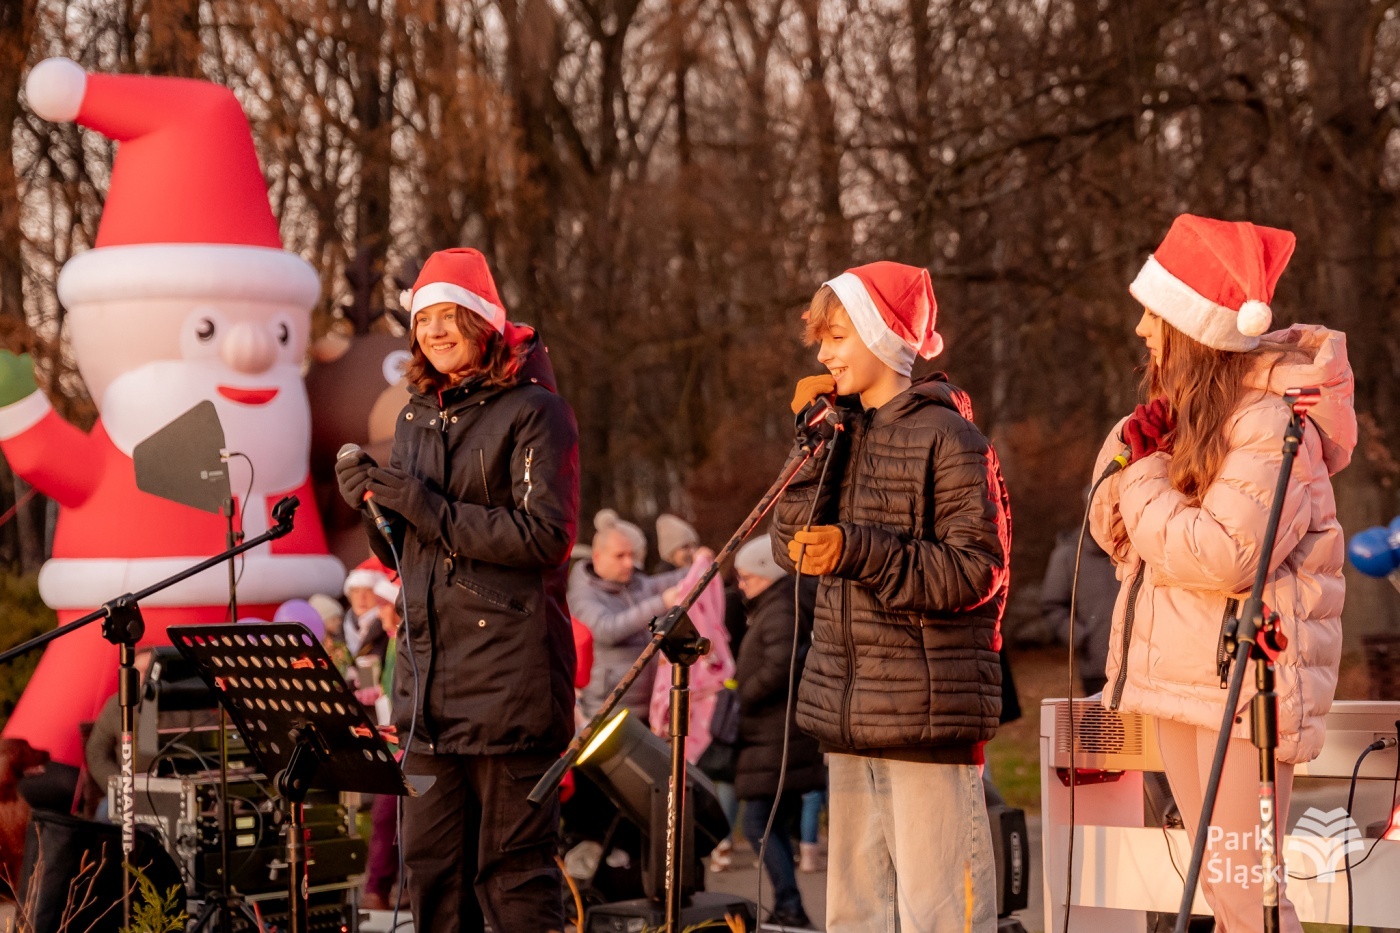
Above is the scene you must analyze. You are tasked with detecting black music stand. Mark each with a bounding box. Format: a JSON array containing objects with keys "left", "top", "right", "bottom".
[{"left": 167, "top": 622, "right": 431, "bottom": 933}]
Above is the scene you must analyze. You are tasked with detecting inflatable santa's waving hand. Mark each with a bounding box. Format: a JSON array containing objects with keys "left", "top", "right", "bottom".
[{"left": 0, "top": 59, "right": 345, "bottom": 767}]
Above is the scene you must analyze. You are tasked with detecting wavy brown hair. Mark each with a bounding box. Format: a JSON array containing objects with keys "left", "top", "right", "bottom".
[
  {"left": 405, "top": 303, "right": 526, "bottom": 395},
  {"left": 1144, "top": 316, "right": 1304, "bottom": 505}
]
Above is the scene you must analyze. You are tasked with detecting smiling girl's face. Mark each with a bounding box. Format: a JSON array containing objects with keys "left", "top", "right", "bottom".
[{"left": 413, "top": 302, "right": 475, "bottom": 378}]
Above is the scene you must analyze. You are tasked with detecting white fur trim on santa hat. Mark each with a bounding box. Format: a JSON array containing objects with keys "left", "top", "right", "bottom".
[
  {"left": 343, "top": 566, "right": 389, "bottom": 596},
  {"left": 25, "top": 58, "right": 87, "bottom": 123},
  {"left": 38, "top": 553, "right": 347, "bottom": 609},
  {"left": 373, "top": 578, "right": 401, "bottom": 603},
  {"left": 1128, "top": 255, "right": 1260, "bottom": 352},
  {"left": 0, "top": 390, "right": 53, "bottom": 441},
  {"left": 409, "top": 282, "right": 506, "bottom": 333},
  {"left": 824, "top": 273, "right": 918, "bottom": 376},
  {"left": 58, "top": 244, "right": 320, "bottom": 309}
]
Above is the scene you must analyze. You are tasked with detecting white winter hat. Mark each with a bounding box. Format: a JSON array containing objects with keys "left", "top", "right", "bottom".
[
  {"left": 735, "top": 535, "right": 785, "bottom": 582},
  {"left": 593, "top": 509, "right": 647, "bottom": 563},
  {"left": 656, "top": 513, "right": 700, "bottom": 562}
]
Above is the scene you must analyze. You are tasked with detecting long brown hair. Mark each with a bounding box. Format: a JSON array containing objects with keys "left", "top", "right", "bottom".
[
  {"left": 405, "top": 304, "right": 526, "bottom": 395},
  {"left": 1144, "top": 317, "right": 1303, "bottom": 504}
]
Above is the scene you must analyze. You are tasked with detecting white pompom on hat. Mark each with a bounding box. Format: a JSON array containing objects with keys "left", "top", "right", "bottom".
[{"left": 1129, "top": 214, "right": 1296, "bottom": 351}]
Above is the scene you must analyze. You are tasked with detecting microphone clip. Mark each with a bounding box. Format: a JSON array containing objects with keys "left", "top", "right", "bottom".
[{"left": 797, "top": 396, "right": 844, "bottom": 452}]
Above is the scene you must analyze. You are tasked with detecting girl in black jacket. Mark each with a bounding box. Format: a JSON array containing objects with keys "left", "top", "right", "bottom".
[
  {"left": 336, "top": 248, "right": 579, "bottom": 933},
  {"left": 733, "top": 535, "right": 823, "bottom": 930}
]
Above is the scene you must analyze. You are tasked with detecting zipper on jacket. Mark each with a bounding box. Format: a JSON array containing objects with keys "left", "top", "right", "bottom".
[
  {"left": 837, "top": 412, "right": 871, "bottom": 748},
  {"left": 522, "top": 448, "right": 535, "bottom": 515},
  {"left": 1109, "top": 562, "right": 1147, "bottom": 710},
  {"left": 478, "top": 449, "right": 493, "bottom": 507},
  {"left": 1216, "top": 598, "right": 1240, "bottom": 688}
]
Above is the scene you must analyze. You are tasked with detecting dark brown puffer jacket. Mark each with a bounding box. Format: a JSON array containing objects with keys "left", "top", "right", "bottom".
[{"left": 771, "top": 374, "right": 1011, "bottom": 762}]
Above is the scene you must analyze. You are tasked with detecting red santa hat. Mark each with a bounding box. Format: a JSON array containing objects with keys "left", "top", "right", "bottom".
[
  {"left": 343, "top": 556, "right": 391, "bottom": 596},
  {"left": 822, "top": 261, "right": 942, "bottom": 376},
  {"left": 24, "top": 58, "right": 319, "bottom": 310},
  {"left": 1129, "top": 214, "right": 1296, "bottom": 352},
  {"left": 399, "top": 248, "right": 507, "bottom": 334}
]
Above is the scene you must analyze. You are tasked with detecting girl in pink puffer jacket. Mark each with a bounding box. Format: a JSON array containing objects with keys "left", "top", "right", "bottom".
[{"left": 1089, "top": 214, "right": 1356, "bottom": 933}]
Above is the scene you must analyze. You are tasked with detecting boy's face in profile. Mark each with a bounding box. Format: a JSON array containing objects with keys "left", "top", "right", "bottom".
[{"left": 813, "top": 303, "right": 893, "bottom": 399}]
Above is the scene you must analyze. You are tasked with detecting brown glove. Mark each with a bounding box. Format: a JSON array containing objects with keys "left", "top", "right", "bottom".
[
  {"left": 790, "top": 374, "right": 837, "bottom": 415},
  {"left": 789, "top": 525, "right": 844, "bottom": 576}
]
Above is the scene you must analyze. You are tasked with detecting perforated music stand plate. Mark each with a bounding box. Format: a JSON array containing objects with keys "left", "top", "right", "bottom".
[{"left": 168, "top": 623, "right": 420, "bottom": 797}]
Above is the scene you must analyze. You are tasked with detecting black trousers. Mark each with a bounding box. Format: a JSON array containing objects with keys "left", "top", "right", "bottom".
[{"left": 402, "top": 749, "right": 565, "bottom": 932}]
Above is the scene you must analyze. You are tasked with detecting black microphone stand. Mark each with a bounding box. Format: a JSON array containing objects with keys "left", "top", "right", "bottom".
[
  {"left": 1173, "top": 388, "right": 1319, "bottom": 933},
  {"left": 530, "top": 412, "right": 841, "bottom": 931},
  {"left": 0, "top": 495, "right": 301, "bottom": 930}
]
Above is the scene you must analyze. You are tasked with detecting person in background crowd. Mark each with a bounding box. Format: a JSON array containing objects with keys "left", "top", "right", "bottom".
[
  {"left": 84, "top": 649, "right": 156, "bottom": 821},
  {"left": 733, "top": 534, "right": 822, "bottom": 929},
  {"left": 798, "top": 787, "right": 827, "bottom": 873},
  {"left": 361, "top": 579, "right": 403, "bottom": 911},
  {"left": 569, "top": 509, "right": 687, "bottom": 722},
  {"left": 656, "top": 513, "right": 700, "bottom": 569},
  {"left": 1041, "top": 509, "right": 1118, "bottom": 696},
  {"left": 342, "top": 556, "right": 389, "bottom": 656},
  {"left": 309, "top": 592, "right": 353, "bottom": 672},
  {"left": 1091, "top": 214, "right": 1354, "bottom": 933}
]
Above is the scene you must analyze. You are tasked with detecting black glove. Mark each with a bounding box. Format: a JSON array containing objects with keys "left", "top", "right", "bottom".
[
  {"left": 366, "top": 465, "right": 439, "bottom": 529},
  {"left": 335, "top": 452, "right": 374, "bottom": 510}
]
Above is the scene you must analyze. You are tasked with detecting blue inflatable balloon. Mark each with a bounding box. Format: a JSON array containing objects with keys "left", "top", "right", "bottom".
[{"left": 1348, "top": 526, "right": 1398, "bottom": 578}]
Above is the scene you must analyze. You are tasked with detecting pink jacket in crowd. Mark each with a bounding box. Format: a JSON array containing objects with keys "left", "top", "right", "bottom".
[{"left": 1090, "top": 325, "right": 1357, "bottom": 764}]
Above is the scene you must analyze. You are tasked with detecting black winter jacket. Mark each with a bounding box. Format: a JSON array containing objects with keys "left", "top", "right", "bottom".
[
  {"left": 772, "top": 374, "right": 1011, "bottom": 762},
  {"left": 367, "top": 329, "right": 580, "bottom": 756},
  {"left": 733, "top": 576, "right": 825, "bottom": 799}
]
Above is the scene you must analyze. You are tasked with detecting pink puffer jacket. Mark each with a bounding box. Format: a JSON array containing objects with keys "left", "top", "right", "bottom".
[{"left": 1090, "top": 325, "right": 1356, "bottom": 764}]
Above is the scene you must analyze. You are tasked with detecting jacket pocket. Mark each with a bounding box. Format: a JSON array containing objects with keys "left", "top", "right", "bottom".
[{"left": 454, "top": 575, "right": 530, "bottom": 615}]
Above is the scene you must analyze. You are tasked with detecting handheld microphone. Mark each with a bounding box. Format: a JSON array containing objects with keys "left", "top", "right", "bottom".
[
  {"left": 1098, "top": 445, "right": 1132, "bottom": 480},
  {"left": 337, "top": 443, "right": 393, "bottom": 540}
]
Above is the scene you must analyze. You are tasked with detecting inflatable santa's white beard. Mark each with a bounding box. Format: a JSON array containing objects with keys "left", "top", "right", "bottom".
[{"left": 101, "top": 358, "right": 312, "bottom": 502}]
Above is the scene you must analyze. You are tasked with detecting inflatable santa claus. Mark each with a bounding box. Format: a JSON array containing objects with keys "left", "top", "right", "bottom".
[{"left": 0, "top": 59, "right": 345, "bottom": 767}]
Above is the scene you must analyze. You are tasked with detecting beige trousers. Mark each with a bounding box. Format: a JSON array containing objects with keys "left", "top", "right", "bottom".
[{"left": 1156, "top": 718, "right": 1302, "bottom": 933}]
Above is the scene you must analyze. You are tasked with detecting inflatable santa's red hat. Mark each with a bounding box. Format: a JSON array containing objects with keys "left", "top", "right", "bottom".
[{"left": 24, "top": 57, "right": 318, "bottom": 310}]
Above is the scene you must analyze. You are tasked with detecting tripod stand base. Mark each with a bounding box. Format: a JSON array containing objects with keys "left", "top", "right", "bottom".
[{"left": 587, "top": 891, "right": 756, "bottom": 932}]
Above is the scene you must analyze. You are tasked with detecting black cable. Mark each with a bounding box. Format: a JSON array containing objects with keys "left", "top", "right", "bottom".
[
  {"left": 1285, "top": 735, "right": 1398, "bottom": 883},
  {"left": 386, "top": 535, "right": 418, "bottom": 933},
  {"left": 224, "top": 452, "right": 255, "bottom": 597},
  {"left": 756, "top": 440, "right": 834, "bottom": 926},
  {"left": 1338, "top": 732, "right": 1396, "bottom": 933},
  {"left": 1061, "top": 464, "right": 1118, "bottom": 933}
]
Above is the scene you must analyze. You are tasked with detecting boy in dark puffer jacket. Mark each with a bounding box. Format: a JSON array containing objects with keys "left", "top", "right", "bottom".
[{"left": 771, "top": 261, "right": 1011, "bottom": 932}]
